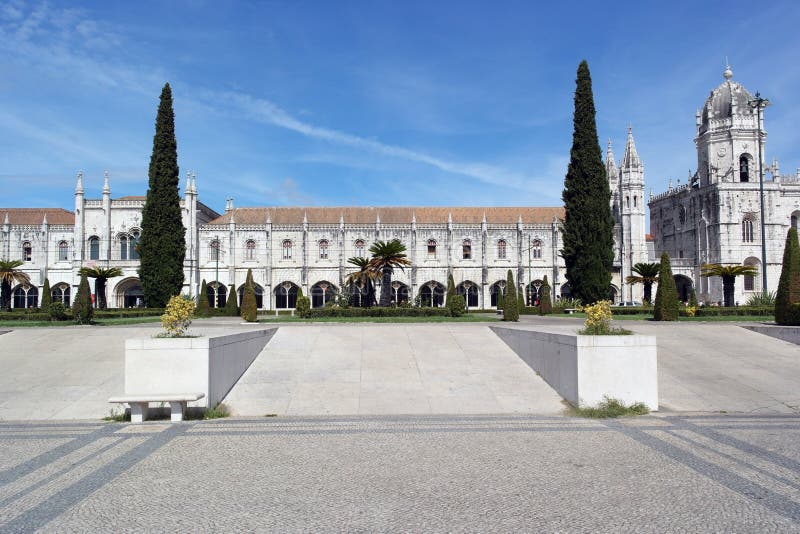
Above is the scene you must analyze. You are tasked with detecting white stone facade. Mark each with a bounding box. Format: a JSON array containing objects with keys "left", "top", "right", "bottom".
[{"left": 649, "top": 67, "right": 800, "bottom": 304}]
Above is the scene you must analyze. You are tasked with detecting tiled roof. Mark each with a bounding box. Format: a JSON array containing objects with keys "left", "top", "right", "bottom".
[
  {"left": 208, "top": 206, "right": 565, "bottom": 225},
  {"left": 0, "top": 208, "right": 74, "bottom": 225},
  {"left": 115, "top": 196, "right": 146, "bottom": 201},
  {"left": 645, "top": 233, "right": 654, "bottom": 241}
]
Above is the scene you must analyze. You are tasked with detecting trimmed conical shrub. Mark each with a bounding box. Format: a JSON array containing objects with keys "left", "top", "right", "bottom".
[
  {"left": 241, "top": 269, "right": 257, "bottom": 322},
  {"left": 41, "top": 278, "right": 52, "bottom": 309},
  {"left": 72, "top": 273, "right": 93, "bottom": 324},
  {"left": 653, "top": 253, "right": 679, "bottom": 321},
  {"left": 197, "top": 279, "right": 210, "bottom": 316},
  {"left": 775, "top": 228, "right": 800, "bottom": 325},
  {"left": 503, "top": 270, "right": 519, "bottom": 322},
  {"left": 224, "top": 284, "right": 238, "bottom": 316},
  {"left": 539, "top": 275, "right": 552, "bottom": 315},
  {"left": 689, "top": 288, "right": 698, "bottom": 308}
]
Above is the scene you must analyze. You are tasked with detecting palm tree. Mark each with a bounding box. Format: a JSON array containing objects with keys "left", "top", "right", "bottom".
[
  {"left": 345, "top": 256, "right": 377, "bottom": 308},
  {"left": 0, "top": 260, "right": 31, "bottom": 311},
  {"left": 368, "top": 239, "right": 412, "bottom": 307},
  {"left": 701, "top": 263, "right": 758, "bottom": 307},
  {"left": 625, "top": 262, "right": 661, "bottom": 304},
  {"left": 79, "top": 266, "right": 123, "bottom": 309}
]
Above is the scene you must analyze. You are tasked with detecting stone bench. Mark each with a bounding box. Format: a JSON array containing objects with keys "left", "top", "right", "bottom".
[
  {"left": 108, "top": 393, "right": 205, "bottom": 423},
  {"left": 563, "top": 308, "right": 578, "bottom": 314}
]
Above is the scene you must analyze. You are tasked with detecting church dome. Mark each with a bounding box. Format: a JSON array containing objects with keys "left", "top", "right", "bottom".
[{"left": 700, "top": 66, "right": 755, "bottom": 129}]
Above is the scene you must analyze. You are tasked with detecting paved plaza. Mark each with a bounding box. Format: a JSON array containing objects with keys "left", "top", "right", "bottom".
[
  {"left": 1, "top": 318, "right": 798, "bottom": 420},
  {"left": 1, "top": 414, "right": 800, "bottom": 531}
]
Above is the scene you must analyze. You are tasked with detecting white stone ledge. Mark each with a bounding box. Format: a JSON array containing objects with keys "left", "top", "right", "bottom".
[{"left": 490, "top": 326, "right": 658, "bottom": 410}]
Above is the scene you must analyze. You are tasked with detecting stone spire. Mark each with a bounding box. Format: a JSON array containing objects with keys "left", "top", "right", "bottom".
[
  {"left": 606, "top": 139, "right": 618, "bottom": 182},
  {"left": 75, "top": 171, "right": 84, "bottom": 194},
  {"left": 102, "top": 171, "right": 110, "bottom": 195},
  {"left": 621, "top": 126, "right": 641, "bottom": 169},
  {"left": 186, "top": 171, "right": 192, "bottom": 194}
]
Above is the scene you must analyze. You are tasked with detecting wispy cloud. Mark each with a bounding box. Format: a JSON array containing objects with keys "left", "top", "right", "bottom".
[{"left": 210, "top": 90, "right": 535, "bottom": 190}]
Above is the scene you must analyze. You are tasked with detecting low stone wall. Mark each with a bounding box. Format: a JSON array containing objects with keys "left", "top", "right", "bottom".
[
  {"left": 124, "top": 328, "right": 277, "bottom": 407},
  {"left": 490, "top": 326, "right": 658, "bottom": 410},
  {"left": 741, "top": 325, "right": 800, "bottom": 345}
]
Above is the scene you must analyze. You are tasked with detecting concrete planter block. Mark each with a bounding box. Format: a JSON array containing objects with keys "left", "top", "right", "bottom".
[
  {"left": 124, "top": 328, "right": 277, "bottom": 408},
  {"left": 490, "top": 326, "right": 658, "bottom": 410}
]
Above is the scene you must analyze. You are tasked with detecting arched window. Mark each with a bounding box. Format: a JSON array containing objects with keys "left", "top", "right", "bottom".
[
  {"left": 457, "top": 281, "right": 479, "bottom": 308},
  {"left": 497, "top": 239, "right": 507, "bottom": 259},
  {"left": 51, "top": 283, "right": 71, "bottom": 306},
  {"left": 88, "top": 237, "right": 100, "bottom": 260},
  {"left": 119, "top": 234, "right": 129, "bottom": 260},
  {"left": 742, "top": 217, "right": 754, "bottom": 243},
  {"left": 207, "top": 282, "right": 227, "bottom": 308},
  {"left": 634, "top": 196, "right": 637, "bottom": 208},
  {"left": 209, "top": 240, "right": 221, "bottom": 261},
  {"left": 626, "top": 196, "right": 630, "bottom": 208},
  {"left": 743, "top": 257, "right": 759, "bottom": 292},
  {"left": 245, "top": 239, "right": 256, "bottom": 261},
  {"left": 319, "top": 239, "right": 329, "bottom": 260},
  {"left": 13, "top": 285, "right": 38, "bottom": 308},
  {"left": 311, "top": 281, "right": 336, "bottom": 308},
  {"left": 739, "top": 155, "right": 750, "bottom": 182},
  {"left": 791, "top": 211, "right": 799, "bottom": 230},
  {"left": 282, "top": 240, "right": 293, "bottom": 260},
  {"left": 58, "top": 241, "right": 69, "bottom": 261},
  {"left": 119, "top": 230, "right": 140, "bottom": 260},
  {"left": 427, "top": 239, "right": 437, "bottom": 258},
  {"left": 355, "top": 239, "right": 365, "bottom": 258},
  {"left": 462, "top": 239, "right": 471, "bottom": 260},
  {"left": 275, "top": 282, "right": 298, "bottom": 309},
  {"left": 531, "top": 239, "right": 542, "bottom": 259},
  {"left": 22, "top": 242, "right": 32, "bottom": 262}
]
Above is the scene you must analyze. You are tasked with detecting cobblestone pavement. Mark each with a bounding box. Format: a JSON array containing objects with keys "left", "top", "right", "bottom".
[{"left": 2, "top": 414, "right": 800, "bottom": 532}]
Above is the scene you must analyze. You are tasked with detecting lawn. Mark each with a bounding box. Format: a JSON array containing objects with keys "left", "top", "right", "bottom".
[
  {"left": 549, "top": 312, "right": 773, "bottom": 322},
  {"left": 259, "top": 314, "right": 501, "bottom": 323},
  {"left": 0, "top": 316, "right": 162, "bottom": 328}
]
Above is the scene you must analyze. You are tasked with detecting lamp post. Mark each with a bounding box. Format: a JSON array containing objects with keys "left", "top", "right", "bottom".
[
  {"left": 749, "top": 92, "right": 770, "bottom": 293},
  {"left": 212, "top": 237, "right": 220, "bottom": 308}
]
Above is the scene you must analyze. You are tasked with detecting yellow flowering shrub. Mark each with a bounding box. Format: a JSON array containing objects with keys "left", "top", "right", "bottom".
[
  {"left": 161, "top": 295, "right": 195, "bottom": 337},
  {"left": 583, "top": 300, "right": 613, "bottom": 334},
  {"left": 685, "top": 306, "right": 697, "bottom": 317}
]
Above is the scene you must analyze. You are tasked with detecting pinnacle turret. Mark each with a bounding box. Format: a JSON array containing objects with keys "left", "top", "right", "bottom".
[
  {"left": 606, "top": 139, "right": 618, "bottom": 182},
  {"left": 621, "top": 126, "right": 641, "bottom": 169}
]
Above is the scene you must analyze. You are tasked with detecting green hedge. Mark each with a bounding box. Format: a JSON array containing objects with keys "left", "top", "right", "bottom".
[
  {"left": 302, "top": 307, "right": 451, "bottom": 318},
  {"left": 690, "top": 306, "right": 773, "bottom": 317},
  {"left": 0, "top": 308, "right": 166, "bottom": 322}
]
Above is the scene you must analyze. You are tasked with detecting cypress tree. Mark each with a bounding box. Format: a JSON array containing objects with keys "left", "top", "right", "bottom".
[
  {"left": 653, "top": 253, "right": 679, "bottom": 321},
  {"left": 224, "top": 284, "right": 238, "bottom": 316},
  {"left": 446, "top": 272, "right": 456, "bottom": 302},
  {"left": 503, "top": 269, "right": 519, "bottom": 322},
  {"left": 775, "top": 228, "right": 800, "bottom": 325},
  {"left": 497, "top": 286, "right": 504, "bottom": 310},
  {"left": 138, "top": 83, "right": 186, "bottom": 308},
  {"left": 72, "top": 273, "right": 93, "bottom": 324},
  {"left": 241, "top": 269, "right": 257, "bottom": 322},
  {"left": 197, "top": 279, "right": 210, "bottom": 317},
  {"left": 561, "top": 61, "right": 614, "bottom": 305},
  {"left": 539, "top": 275, "right": 553, "bottom": 315},
  {"left": 41, "top": 278, "right": 52, "bottom": 309}
]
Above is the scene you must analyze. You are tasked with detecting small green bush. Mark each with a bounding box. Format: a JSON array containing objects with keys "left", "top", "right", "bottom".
[
  {"left": 503, "top": 270, "right": 519, "bottom": 322},
  {"left": 571, "top": 397, "right": 649, "bottom": 418},
  {"left": 203, "top": 403, "right": 230, "bottom": 419},
  {"left": 775, "top": 228, "right": 800, "bottom": 325},
  {"left": 224, "top": 284, "right": 238, "bottom": 316},
  {"left": 240, "top": 269, "right": 257, "bottom": 322},
  {"left": 197, "top": 279, "right": 210, "bottom": 317},
  {"left": 295, "top": 295, "right": 311, "bottom": 317},
  {"left": 48, "top": 301, "right": 68, "bottom": 321},
  {"left": 41, "top": 278, "right": 52, "bottom": 309},
  {"left": 448, "top": 294, "right": 466, "bottom": 317}
]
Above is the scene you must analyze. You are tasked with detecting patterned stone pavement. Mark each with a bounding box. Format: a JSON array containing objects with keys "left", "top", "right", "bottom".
[{"left": 2, "top": 414, "right": 800, "bottom": 532}]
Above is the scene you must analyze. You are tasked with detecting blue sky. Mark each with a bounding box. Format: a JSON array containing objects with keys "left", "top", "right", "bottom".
[{"left": 2, "top": 0, "right": 800, "bottom": 217}]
